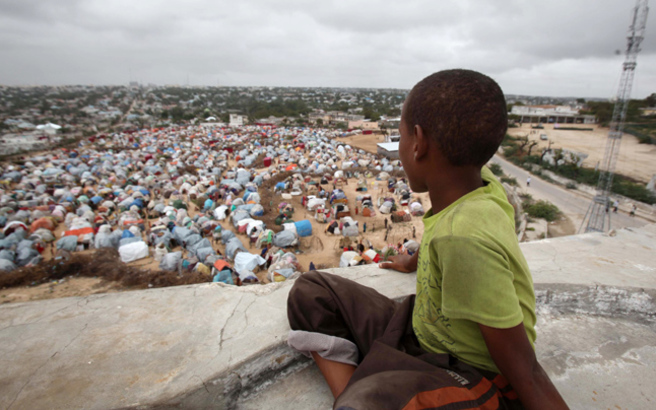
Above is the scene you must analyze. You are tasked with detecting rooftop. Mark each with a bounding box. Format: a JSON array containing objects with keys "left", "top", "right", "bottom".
[
  {"left": 377, "top": 142, "right": 399, "bottom": 151},
  {"left": 1, "top": 224, "right": 655, "bottom": 409}
]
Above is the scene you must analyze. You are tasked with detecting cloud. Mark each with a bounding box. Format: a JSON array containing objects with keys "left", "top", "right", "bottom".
[{"left": 0, "top": 0, "right": 653, "bottom": 97}]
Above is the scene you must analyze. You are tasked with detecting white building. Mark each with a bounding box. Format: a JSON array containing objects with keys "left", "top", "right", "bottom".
[
  {"left": 229, "top": 114, "right": 248, "bottom": 127},
  {"left": 377, "top": 142, "right": 399, "bottom": 159},
  {"left": 511, "top": 105, "right": 596, "bottom": 124}
]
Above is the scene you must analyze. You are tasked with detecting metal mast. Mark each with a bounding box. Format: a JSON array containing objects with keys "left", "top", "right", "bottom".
[{"left": 581, "top": 0, "right": 650, "bottom": 233}]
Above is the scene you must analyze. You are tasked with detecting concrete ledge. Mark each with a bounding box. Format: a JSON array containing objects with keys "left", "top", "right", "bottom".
[
  {"left": 1, "top": 225, "right": 655, "bottom": 409},
  {"left": 535, "top": 283, "right": 656, "bottom": 324}
]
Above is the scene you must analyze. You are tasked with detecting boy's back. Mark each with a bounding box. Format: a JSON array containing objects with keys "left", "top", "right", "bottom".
[
  {"left": 287, "top": 69, "right": 568, "bottom": 409},
  {"left": 414, "top": 165, "right": 536, "bottom": 373}
]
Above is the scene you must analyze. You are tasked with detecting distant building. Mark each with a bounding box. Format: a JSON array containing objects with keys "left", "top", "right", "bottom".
[
  {"left": 511, "top": 105, "right": 596, "bottom": 124},
  {"left": 229, "top": 114, "right": 247, "bottom": 127},
  {"left": 348, "top": 120, "right": 379, "bottom": 130},
  {"left": 308, "top": 110, "right": 331, "bottom": 124},
  {"left": 377, "top": 142, "right": 399, "bottom": 159},
  {"left": 640, "top": 107, "right": 656, "bottom": 116},
  {"left": 379, "top": 117, "right": 401, "bottom": 129}
]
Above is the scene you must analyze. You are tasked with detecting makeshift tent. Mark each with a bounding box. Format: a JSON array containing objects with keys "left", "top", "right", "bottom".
[
  {"left": 225, "top": 237, "right": 247, "bottom": 260},
  {"left": 294, "top": 220, "right": 312, "bottom": 237},
  {"left": 339, "top": 251, "right": 360, "bottom": 267},
  {"left": 119, "top": 241, "right": 149, "bottom": 263},
  {"left": 233, "top": 253, "right": 265, "bottom": 282},
  {"left": 56, "top": 236, "right": 78, "bottom": 251},
  {"left": 0, "top": 259, "right": 16, "bottom": 272},
  {"left": 221, "top": 229, "right": 236, "bottom": 244},
  {"left": 273, "top": 230, "right": 298, "bottom": 248},
  {"left": 160, "top": 251, "right": 182, "bottom": 271},
  {"left": 391, "top": 211, "right": 412, "bottom": 223}
]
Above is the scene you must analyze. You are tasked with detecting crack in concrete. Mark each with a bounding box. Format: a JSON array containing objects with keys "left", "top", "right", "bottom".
[
  {"left": 0, "top": 301, "right": 80, "bottom": 334},
  {"left": 191, "top": 373, "right": 210, "bottom": 395},
  {"left": 218, "top": 295, "right": 244, "bottom": 350},
  {"left": 191, "top": 288, "right": 199, "bottom": 317},
  {"left": 6, "top": 351, "right": 55, "bottom": 410},
  {"left": 6, "top": 320, "right": 91, "bottom": 408},
  {"left": 243, "top": 297, "right": 257, "bottom": 327},
  {"left": 58, "top": 323, "right": 89, "bottom": 356}
]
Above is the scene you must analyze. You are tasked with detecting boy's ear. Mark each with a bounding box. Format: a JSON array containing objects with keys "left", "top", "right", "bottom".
[{"left": 413, "top": 125, "right": 429, "bottom": 161}]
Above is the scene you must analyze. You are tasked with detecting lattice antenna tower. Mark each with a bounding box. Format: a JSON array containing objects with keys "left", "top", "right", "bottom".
[{"left": 580, "top": 0, "right": 649, "bottom": 233}]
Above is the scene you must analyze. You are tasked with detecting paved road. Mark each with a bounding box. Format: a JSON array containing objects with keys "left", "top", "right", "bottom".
[{"left": 491, "top": 155, "right": 649, "bottom": 232}]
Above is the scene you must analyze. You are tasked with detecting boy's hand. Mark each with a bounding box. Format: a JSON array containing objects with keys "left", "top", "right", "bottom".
[{"left": 379, "top": 252, "right": 418, "bottom": 273}]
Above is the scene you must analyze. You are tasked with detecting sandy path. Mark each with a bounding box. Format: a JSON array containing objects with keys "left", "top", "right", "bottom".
[
  {"left": 508, "top": 124, "right": 656, "bottom": 184},
  {"left": 281, "top": 176, "right": 429, "bottom": 272},
  {"left": 340, "top": 133, "right": 388, "bottom": 154}
]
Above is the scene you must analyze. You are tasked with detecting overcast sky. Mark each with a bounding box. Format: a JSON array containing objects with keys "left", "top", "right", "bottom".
[{"left": 0, "top": 0, "right": 654, "bottom": 98}]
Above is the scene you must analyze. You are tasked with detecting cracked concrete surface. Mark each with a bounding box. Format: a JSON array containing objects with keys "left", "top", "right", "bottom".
[{"left": 0, "top": 225, "right": 655, "bottom": 409}]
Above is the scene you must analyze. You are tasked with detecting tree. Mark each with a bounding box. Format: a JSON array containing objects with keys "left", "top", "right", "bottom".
[
  {"left": 553, "top": 148, "right": 564, "bottom": 169},
  {"left": 380, "top": 123, "right": 388, "bottom": 138},
  {"left": 518, "top": 135, "right": 530, "bottom": 152},
  {"left": 540, "top": 141, "right": 553, "bottom": 164},
  {"left": 316, "top": 118, "right": 324, "bottom": 126},
  {"left": 527, "top": 140, "right": 539, "bottom": 157},
  {"left": 646, "top": 93, "right": 656, "bottom": 107},
  {"left": 583, "top": 101, "right": 613, "bottom": 125}
]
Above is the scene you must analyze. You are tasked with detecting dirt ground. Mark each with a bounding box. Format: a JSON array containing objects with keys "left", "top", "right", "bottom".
[
  {"left": 0, "top": 277, "right": 120, "bottom": 304},
  {"left": 341, "top": 132, "right": 388, "bottom": 154},
  {"left": 508, "top": 124, "right": 656, "bottom": 184}
]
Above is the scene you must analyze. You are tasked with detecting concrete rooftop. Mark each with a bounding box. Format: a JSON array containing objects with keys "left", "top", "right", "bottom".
[{"left": 1, "top": 224, "right": 656, "bottom": 409}]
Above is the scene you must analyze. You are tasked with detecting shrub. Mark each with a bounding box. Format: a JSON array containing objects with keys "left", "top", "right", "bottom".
[
  {"left": 500, "top": 141, "right": 656, "bottom": 205},
  {"left": 523, "top": 200, "right": 561, "bottom": 222},
  {"left": 488, "top": 163, "right": 503, "bottom": 176},
  {"left": 500, "top": 176, "right": 518, "bottom": 186},
  {"left": 501, "top": 134, "right": 519, "bottom": 146},
  {"left": 612, "top": 180, "right": 656, "bottom": 204},
  {"left": 503, "top": 145, "right": 519, "bottom": 157}
]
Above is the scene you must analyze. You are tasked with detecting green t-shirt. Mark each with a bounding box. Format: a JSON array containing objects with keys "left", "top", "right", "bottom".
[{"left": 413, "top": 166, "right": 536, "bottom": 373}]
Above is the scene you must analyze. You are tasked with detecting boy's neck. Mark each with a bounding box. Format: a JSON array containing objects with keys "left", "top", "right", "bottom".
[{"left": 427, "top": 166, "right": 484, "bottom": 215}]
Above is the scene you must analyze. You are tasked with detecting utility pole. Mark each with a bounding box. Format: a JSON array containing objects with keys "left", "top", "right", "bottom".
[{"left": 580, "top": 0, "right": 649, "bottom": 233}]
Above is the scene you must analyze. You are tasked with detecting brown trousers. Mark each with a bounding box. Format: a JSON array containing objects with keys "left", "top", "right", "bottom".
[{"left": 288, "top": 271, "right": 523, "bottom": 410}]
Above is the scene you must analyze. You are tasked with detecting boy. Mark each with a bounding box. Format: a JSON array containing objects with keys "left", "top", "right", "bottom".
[{"left": 287, "top": 70, "right": 567, "bottom": 409}]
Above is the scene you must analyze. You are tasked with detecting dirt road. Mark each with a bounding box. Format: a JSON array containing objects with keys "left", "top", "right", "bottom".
[
  {"left": 491, "top": 155, "right": 650, "bottom": 232},
  {"left": 509, "top": 124, "right": 656, "bottom": 184}
]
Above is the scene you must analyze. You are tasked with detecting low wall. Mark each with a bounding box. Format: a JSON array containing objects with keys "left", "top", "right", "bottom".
[{"left": 1, "top": 225, "right": 655, "bottom": 409}]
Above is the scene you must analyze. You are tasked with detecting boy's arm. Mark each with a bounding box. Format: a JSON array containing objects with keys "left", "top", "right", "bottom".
[{"left": 478, "top": 323, "right": 569, "bottom": 410}]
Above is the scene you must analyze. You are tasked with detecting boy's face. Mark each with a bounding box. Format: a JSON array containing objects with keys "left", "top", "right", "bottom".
[{"left": 398, "top": 105, "right": 427, "bottom": 193}]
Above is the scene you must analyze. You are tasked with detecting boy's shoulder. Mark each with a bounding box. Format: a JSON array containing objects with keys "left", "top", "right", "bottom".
[{"left": 437, "top": 190, "right": 515, "bottom": 242}]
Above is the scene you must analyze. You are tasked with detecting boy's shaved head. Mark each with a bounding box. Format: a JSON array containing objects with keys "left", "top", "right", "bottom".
[{"left": 403, "top": 69, "right": 507, "bottom": 167}]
